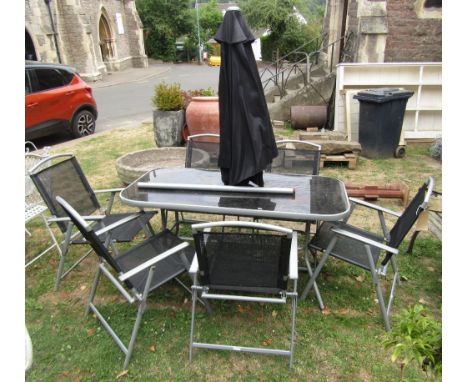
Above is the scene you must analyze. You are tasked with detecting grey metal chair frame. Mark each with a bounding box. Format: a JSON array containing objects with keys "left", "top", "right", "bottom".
[
  {"left": 56, "top": 196, "right": 195, "bottom": 369},
  {"left": 25, "top": 150, "right": 61, "bottom": 268},
  {"left": 172, "top": 133, "right": 222, "bottom": 236},
  {"left": 188, "top": 221, "right": 298, "bottom": 368},
  {"left": 301, "top": 177, "right": 435, "bottom": 330},
  {"left": 29, "top": 153, "right": 156, "bottom": 290}
]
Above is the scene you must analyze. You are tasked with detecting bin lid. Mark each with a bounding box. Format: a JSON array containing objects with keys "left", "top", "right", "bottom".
[{"left": 354, "top": 88, "right": 414, "bottom": 103}]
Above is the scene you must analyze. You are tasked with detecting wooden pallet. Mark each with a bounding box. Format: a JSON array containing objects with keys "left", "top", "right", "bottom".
[{"left": 320, "top": 153, "right": 358, "bottom": 169}]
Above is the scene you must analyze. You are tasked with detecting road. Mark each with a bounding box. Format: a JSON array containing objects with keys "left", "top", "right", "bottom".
[
  {"left": 93, "top": 63, "right": 220, "bottom": 133},
  {"left": 30, "top": 63, "right": 220, "bottom": 148}
]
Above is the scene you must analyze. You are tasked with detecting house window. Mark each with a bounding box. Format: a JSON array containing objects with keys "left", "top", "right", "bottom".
[
  {"left": 424, "top": 0, "right": 442, "bottom": 8},
  {"left": 415, "top": 0, "right": 442, "bottom": 19}
]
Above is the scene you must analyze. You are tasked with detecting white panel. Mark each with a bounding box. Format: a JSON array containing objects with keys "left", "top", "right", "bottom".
[{"left": 334, "top": 63, "right": 442, "bottom": 140}]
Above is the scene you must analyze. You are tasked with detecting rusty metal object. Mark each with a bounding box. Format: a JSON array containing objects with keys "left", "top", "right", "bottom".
[
  {"left": 290, "top": 105, "right": 327, "bottom": 130},
  {"left": 345, "top": 183, "right": 409, "bottom": 206}
]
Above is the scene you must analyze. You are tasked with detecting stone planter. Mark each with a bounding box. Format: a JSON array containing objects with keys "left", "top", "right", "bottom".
[
  {"left": 185, "top": 96, "right": 220, "bottom": 137},
  {"left": 115, "top": 147, "right": 186, "bottom": 185},
  {"left": 153, "top": 109, "right": 185, "bottom": 147}
]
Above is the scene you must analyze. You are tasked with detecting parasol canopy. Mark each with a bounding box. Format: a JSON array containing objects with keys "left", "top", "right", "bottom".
[{"left": 215, "top": 7, "right": 277, "bottom": 186}]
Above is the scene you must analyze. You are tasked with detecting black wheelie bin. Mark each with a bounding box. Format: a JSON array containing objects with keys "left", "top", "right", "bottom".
[{"left": 354, "top": 88, "right": 413, "bottom": 159}]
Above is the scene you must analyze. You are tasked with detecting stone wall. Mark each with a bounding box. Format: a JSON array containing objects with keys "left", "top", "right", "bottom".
[
  {"left": 25, "top": 0, "right": 148, "bottom": 81},
  {"left": 321, "top": 0, "right": 441, "bottom": 65},
  {"left": 385, "top": 0, "right": 442, "bottom": 62}
]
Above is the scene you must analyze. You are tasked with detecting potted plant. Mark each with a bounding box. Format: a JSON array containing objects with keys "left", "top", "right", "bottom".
[
  {"left": 184, "top": 87, "right": 220, "bottom": 139},
  {"left": 152, "top": 82, "right": 185, "bottom": 147}
]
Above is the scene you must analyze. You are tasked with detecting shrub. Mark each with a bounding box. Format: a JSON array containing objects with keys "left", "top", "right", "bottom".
[
  {"left": 152, "top": 82, "right": 184, "bottom": 111},
  {"left": 181, "top": 87, "right": 216, "bottom": 109},
  {"left": 383, "top": 304, "right": 442, "bottom": 379}
]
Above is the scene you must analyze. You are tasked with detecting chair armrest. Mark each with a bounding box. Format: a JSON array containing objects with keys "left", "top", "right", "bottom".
[
  {"left": 189, "top": 255, "right": 199, "bottom": 276},
  {"left": 119, "top": 242, "right": 190, "bottom": 281},
  {"left": 48, "top": 215, "right": 105, "bottom": 223},
  {"left": 289, "top": 231, "right": 298, "bottom": 280},
  {"left": 94, "top": 188, "right": 124, "bottom": 194},
  {"left": 349, "top": 197, "right": 402, "bottom": 217},
  {"left": 331, "top": 227, "right": 399, "bottom": 255},
  {"left": 93, "top": 212, "right": 145, "bottom": 237}
]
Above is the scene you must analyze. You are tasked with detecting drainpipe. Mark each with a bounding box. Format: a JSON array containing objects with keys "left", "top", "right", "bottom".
[
  {"left": 338, "top": 0, "right": 349, "bottom": 62},
  {"left": 44, "top": 0, "right": 62, "bottom": 63}
]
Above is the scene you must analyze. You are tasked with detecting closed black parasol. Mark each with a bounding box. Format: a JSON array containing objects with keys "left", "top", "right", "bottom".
[{"left": 215, "top": 7, "right": 277, "bottom": 186}]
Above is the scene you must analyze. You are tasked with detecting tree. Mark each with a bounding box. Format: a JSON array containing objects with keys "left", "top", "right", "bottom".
[
  {"left": 136, "top": 0, "right": 193, "bottom": 61},
  {"left": 186, "top": 0, "right": 223, "bottom": 60},
  {"left": 239, "top": 0, "right": 324, "bottom": 61}
]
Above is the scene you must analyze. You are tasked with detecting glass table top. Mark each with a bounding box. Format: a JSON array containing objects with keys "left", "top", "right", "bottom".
[{"left": 121, "top": 168, "right": 350, "bottom": 222}]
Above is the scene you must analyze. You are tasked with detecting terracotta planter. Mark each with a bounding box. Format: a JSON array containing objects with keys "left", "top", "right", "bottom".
[{"left": 185, "top": 96, "right": 220, "bottom": 139}]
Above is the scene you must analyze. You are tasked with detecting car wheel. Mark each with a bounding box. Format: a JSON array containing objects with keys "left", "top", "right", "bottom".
[{"left": 71, "top": 110, "right": 95, "bottom": 138}]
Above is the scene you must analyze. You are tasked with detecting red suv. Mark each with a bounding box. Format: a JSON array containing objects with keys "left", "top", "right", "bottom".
[{"left": 25, "top": 61, "right": 98, "bottom": 140}]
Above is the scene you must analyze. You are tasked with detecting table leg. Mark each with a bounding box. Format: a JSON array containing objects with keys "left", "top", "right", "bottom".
[
  {"left": 302, "top": 222, "right": 324, "bottom": 310},
  {"left": 300, "top": 234, "right": 337, "bottom": 302}
]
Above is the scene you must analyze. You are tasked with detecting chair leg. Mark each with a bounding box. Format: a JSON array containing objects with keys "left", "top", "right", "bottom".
[
  {"left": 366, "top": 245, "right": 391, "bottom": 331},
  {"left": 124, "top": 299, "right": 147, "bottom": 369},
  {"left": 189, "top": 285, "right": 198, "bottom": 362},
  {"left": 85, "top": 266, "right": 102, "bottom": 316},
  {"left": 289, "top": 293, "right": 297, "bottom": 369},
  {"left": 54, "top": 225, "right": 73, "bottom": 290},
  {"left": 300, "top": 235, "right": 337, "bottom": 302}
]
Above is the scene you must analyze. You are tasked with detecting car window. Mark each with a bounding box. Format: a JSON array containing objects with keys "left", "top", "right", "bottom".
[
  {"left": 34, "top": 68, "right": 68, "bottom": 92},
  {"left": 25, "top": 70, "right": 32, "bottom": 95},
  {"left": 59, "top": 69, "right": 75, "bottom": 84}
]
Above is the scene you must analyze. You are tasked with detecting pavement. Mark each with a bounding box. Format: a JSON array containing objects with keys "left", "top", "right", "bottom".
[{"left": 91, "top": 60, "right": 172, "bottom": 89}]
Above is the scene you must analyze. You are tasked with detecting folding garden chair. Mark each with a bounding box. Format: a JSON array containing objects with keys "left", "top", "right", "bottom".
[
  {"left": 29, "top": 153, "right": 156, "bottom": 290},
  {"left": 56, "top": 196, "right": 195, "bottom": 369},
  {"left": 184, "top": 133, "right": 220, "bottom": 170},
  {"left": 25, "top": 149, "right": 61, "bottom": 268},
  {"left": 266, "top": 139, "right": 322, "bottom": 279},
  {"left": 170, "top": 133, "right": 222, "bottom": 235},
  {"left": 301, "top": 177, "right": 435, "bottom": 330},
  {"left": 189, "top": 221, "right": 298, "bottom": 368},
  {"left": 267, "top": 139, "right": 321, "bottom": 176}
]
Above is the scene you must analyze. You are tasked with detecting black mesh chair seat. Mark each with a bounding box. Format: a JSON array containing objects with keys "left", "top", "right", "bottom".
[
  {"left": 189, "top": 221, "right": 298, "bottom": 368},
  {"left": 115, "top": 229, "right": 194, "bottom": 294},
  {"left": 310, "top": 222, "right": 384, "bottom": 271},
  {"left": 201, "top": 233, "right": 288, "bottom": 294}
]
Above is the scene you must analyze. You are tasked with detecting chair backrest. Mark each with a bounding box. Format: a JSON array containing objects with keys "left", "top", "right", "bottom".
[
  {"left": 25, "top": 153, "right": 48, "bottom": 209},
  {"left": 267, "top": 139, "right": 321, "bottom": 176},
  {"left": 185, "top": 133, "right": 220, "bottom": 170},
  {"left": 383, "top": 177, "right": 435, "bottom": 264},
  {"left": 193, "top": 222, "right": 292, "bottom": 294},
  {"left": 30, "top": 154, "right": 100, "bottom": 233},
  {"left": 56, "top": 196, "right": 122, "bottom": 274}
]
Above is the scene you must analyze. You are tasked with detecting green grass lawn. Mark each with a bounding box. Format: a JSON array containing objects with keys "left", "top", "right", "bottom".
[{"left": 25, "top": 124, "right": 442, "bottom": 381}]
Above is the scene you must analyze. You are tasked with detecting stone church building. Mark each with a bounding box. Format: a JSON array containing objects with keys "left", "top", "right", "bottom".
[
  {"left": 25, "top": 0, "right": 148, "bottom": 81},
  {"left": 322, "top": 0, "right": 442, "bottom": 67}
]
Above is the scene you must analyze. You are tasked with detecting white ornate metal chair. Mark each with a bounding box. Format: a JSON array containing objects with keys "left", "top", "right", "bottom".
[{"left": 25, "top": 145, "right": 60, "bottom": 268}]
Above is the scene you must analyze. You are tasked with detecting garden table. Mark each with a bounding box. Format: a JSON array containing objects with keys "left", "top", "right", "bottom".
[{"left": 120, "top": 167, "right": 351, "bottom": 307}]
